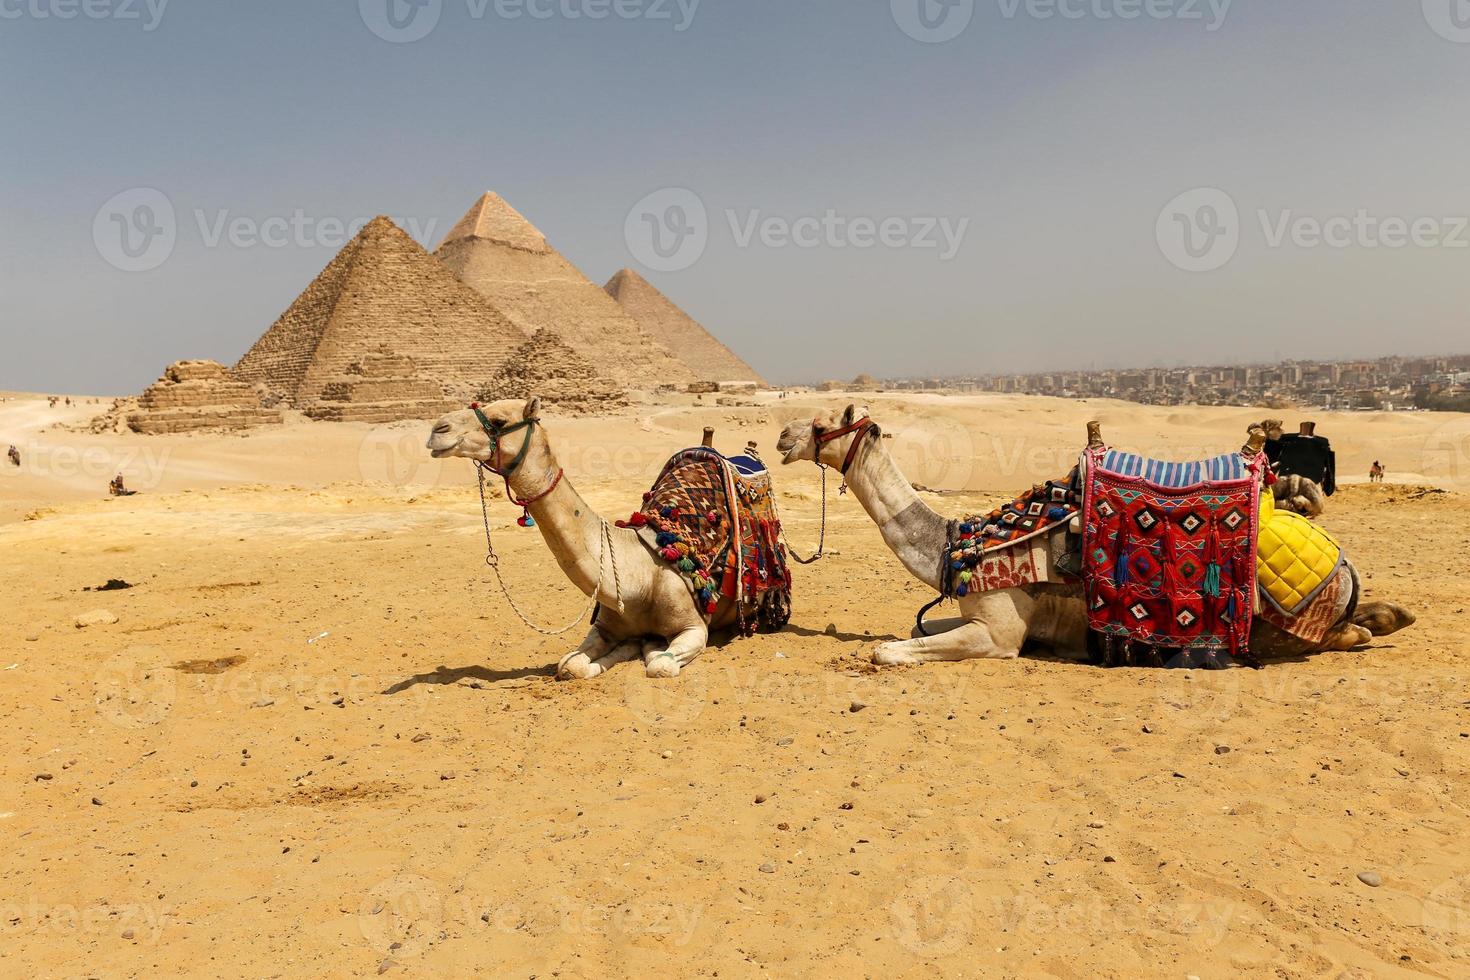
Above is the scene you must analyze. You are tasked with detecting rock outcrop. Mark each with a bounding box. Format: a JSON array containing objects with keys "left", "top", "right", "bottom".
[
  {"left": 477, "top": 329, "right": 626, "bottom": 415},
  {"left": 127, "top": 361, "right": 282, "bottom": 434},
  {"left": 304, "top": 348, "right": 459, "bottom": 423}
]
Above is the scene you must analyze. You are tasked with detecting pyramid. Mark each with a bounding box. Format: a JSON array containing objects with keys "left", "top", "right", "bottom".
[
  {"left": 234, "top": 216, "right": 526, "bottom": 407},
  {"left": 433, "top": 193, "right": 697, "bottom": 390},
  {"left": 604, "top": 268, "right": 765, "bottom": 385},
  {"left": 477, "top": 329, "right": 626, "bottom": 415},
  {"left": 128, "top": 360, "right": 282, "bottom": 434}
]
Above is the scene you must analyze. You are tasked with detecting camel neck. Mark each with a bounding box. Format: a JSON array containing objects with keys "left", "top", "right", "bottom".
[
  {"left": 505, "top": 460, "right": 613, "bottom": 603},
  {"left": 842, "top": 437, "right": 947, "bottom": 592}
]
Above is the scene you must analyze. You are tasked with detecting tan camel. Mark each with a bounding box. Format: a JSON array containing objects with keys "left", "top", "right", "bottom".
[
  {"left": 427, "top": 397, "right": 732, "bottom": 680},
  {"left": 777, "top": 405, "right": 1414, "bottom": 666}
]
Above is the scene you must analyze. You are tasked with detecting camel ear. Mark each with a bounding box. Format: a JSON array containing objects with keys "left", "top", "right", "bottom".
[
  {"left": 842, "top": 404, "right": 857, "bottom": 425},
  {"left": 856, "top": 403, "right": 871, "bottom": 421},
  {"left": 523, "top": 396, "right": 541, "bottom": 420}
]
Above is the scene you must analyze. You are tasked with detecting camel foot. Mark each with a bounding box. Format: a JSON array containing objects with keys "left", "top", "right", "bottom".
[
  {"left": 1324, "top": 623, "right": 1372, "bottom": 651},
  {"left": 556, "top": 652, "right": 604, "bottom": 681},
  {"left": 873, "top": 642, "right": 920, "bottom": 667},
  {"left": 1352, "top": 601, "right": 1416, "bottom": 636},
  {"left": 644, "top": 652, "right": 681, "bottom": 679}
]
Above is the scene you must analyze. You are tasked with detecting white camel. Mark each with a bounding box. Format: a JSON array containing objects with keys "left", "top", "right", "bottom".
[
  {"left": 777, "top": 405, "right": 1415, "bottom": 666},
  {"left": 428, "top": 397, "right": 731, "bottom": 680}
]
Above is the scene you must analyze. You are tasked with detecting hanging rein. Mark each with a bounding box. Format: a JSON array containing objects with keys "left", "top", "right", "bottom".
[
  {"left": 468, "top": 404, "right": 623, "bottom": 635},
  {"left": 783, "top": 416, "right": 879, "bottom": 565}
]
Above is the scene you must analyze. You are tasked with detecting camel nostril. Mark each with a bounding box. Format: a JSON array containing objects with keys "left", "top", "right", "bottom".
[{"left": 433, "top": 423, "right": 451, "bottom": 435}]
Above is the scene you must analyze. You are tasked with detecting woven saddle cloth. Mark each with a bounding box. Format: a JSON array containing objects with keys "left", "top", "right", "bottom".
[{"left": 617, "top": 447, "right": 792, "bottom": 635}]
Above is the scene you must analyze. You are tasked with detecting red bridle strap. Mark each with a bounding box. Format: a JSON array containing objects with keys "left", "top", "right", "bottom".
[{"left": 814, "top": 417, "right": 875, "bottom": 475}]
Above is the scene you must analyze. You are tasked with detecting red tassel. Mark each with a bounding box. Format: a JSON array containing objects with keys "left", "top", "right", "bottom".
[{"left": 629, "top": 513, "right": 647, "bottom": 528}]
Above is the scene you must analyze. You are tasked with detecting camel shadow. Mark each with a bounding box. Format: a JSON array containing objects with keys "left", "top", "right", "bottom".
[
  {"left": 382, "top": 663, "right": 553, "bottom": 695},
  {"left": 781, "top": 624, "right": 904, "bottom": 644}
]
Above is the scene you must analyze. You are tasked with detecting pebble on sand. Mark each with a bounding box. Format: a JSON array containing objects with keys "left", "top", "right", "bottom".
[
  {"left": 74, "top": 610, "right": 119, "bottom": 629},
  {"left": 759, "top": 862, "right": 776, "bottom": 873},
  {"left": 849, "top": 701, "right": 867, "bottom": 713},
  {"left": 1357, "top": 871, "right": 1382, "bottom": 887}
]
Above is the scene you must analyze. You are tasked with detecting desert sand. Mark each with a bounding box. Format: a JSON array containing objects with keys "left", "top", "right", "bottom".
[{"left": 3, "top": 390, "right": 1469, "bottom": 978}]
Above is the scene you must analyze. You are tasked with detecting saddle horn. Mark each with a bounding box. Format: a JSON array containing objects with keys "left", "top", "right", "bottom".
[
  {"left": 1086, "top": 421, "right": 1104, "bottom": 449},
  {"left": 1243, "top": 424, "right": 1267, "bottom": 456},
  {"left": 702, "top": 426, "right": 715, "bottom": 448}
]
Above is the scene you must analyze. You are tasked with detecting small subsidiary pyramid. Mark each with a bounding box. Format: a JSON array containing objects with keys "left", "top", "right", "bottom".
[
  {"left": 477, "top": 328, "right": 626, "bottom": 415},
  {"left": 233, "top": 216, "right": 526, "bottom": 407},
  {"left": 434, "top": 192, "right": 697, "bottom": 390},
  {"left": 604, "top": 268, "right": 765, "bottom": 385}
]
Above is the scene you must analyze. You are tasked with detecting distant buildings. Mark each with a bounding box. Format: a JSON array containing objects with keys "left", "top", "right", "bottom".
[{"left": 875, "top": 355, "right": 1470, "bottom": 411}]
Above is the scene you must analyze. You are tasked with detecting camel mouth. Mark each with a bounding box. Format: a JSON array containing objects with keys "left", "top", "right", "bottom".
[{"left": 428, "top": 437, "right": 464, "bottom": 459}]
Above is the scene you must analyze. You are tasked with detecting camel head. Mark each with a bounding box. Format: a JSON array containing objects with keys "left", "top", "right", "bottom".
[
  {"left": 777, "top": 403, "right": 872, "bottom": 468},
  {"left": 426, "top": 397, "right": 547, "bottom": 470}
]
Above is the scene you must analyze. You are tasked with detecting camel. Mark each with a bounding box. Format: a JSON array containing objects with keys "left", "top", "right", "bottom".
[
  {"left": 427, "top": 397, "right": 733, "bottom": 680},
  {"left": 776, "top": 405, "right": 1414, "bottom": 667}
]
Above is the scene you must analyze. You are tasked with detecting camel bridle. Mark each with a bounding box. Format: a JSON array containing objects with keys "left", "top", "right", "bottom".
[{"left": 784, "top": 415, "right": 879, "bottom": 566}]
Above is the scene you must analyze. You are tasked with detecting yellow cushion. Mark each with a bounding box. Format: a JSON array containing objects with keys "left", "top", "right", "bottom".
[{"left": 1256, "top": 491, "right": 1342, "bottom": 614}]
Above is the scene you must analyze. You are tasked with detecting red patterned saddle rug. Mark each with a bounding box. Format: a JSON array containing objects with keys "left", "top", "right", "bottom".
[
  {"left": 1081, "top": 447, "right": 1268, "bottom": 666},
  {"left": 617, "top": 448, "right": 792, "bottom": 635}
]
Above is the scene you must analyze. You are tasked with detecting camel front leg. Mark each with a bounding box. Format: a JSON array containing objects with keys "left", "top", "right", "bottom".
[
  {"left": 874, "top": 620, "right": 1020, "bottom": 665},
  {"left": 642, "top": 622, "right": 708, "bottom": 679},
  {"left": 874, "top": 589, "right": 1033, "bottom": 666},
  {"left": 558, "top": 625, "right": 624, "bottom": 680}
]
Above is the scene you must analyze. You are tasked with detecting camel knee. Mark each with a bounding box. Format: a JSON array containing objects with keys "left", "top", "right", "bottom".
[{"left": 1352, "top": 602, "right": 1416, "bottom": 637}]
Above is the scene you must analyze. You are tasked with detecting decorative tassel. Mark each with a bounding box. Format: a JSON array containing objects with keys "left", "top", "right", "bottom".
[
  {"left": 517, "top": 513, "right": 535, "bottom": 528},
  {"left": 956, "top": 584, "right": 968, "bottom": 597},
  {"left": 1203, "top": 563, "right": 1222, "bottom": 597},
  {"left": 679, "top": 558, "right": 695, "bottom": 572}
]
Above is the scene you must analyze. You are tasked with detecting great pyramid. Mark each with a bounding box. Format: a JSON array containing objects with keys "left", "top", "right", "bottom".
[
  {"left": 234, "top": 216, "right": 525, "bottom": 407},
  {"left": 604, "top": 268, "right": 765, "bottom": 385},
  {"left": 477, "top": 328, "right": 626, "bottom": 415},
  {"left": 433, "top": 192, "right": 697, "bottom": 390}
]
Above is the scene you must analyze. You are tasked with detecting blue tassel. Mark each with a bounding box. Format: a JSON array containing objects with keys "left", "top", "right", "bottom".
[
  {"left": 956, "top": 584, "right": 968, "bottom": 597},
  {"left": 959, "top": 523, "right": 973, "bottom": 535},
  {"left": 951, "top": 560, "right": 964, "bottom": 570},
  {"left": 1047, "top": 506, "right": 1069, "bottom": 520},
  {"left": 656, "top": 532, "right": 675, "bottom": 546},
  {"left": 1204, "top": 563, "right": 1221, "bottom": 598}
]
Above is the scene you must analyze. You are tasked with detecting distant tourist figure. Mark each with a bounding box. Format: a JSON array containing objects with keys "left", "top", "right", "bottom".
[
  {"left": 6, "top": 445, "right": 19, "bottom": 467},
  {"left": 109, "top": 473, "right": 137, "bottom": 497},
  {"left": 1369, "top": 461, "right": 1385, "bottom": 484}
]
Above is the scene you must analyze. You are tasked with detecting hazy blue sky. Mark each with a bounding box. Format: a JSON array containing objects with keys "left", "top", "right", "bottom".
[{"left": 3, "top": 0, "right": 1469, "bottom": 394}]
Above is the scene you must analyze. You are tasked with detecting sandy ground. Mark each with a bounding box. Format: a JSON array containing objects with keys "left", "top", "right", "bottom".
[{"left": 2, "top": 390, "right": 1469, "bottom": 978}]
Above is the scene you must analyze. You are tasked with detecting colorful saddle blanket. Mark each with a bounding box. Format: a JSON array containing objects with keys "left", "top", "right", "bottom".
[
  {"left": 1081, "top": 447, "right": 1266, "bottom": 662},
  {"left": 944, "top": 470, "right": 1081, "bottom": 597},
  {"left": 617, "top": 447, "right": 792, "bottom": 635}
]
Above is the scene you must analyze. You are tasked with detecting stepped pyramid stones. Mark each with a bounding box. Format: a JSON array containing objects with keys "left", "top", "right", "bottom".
[
  {"left": 234, "top": 216, "right": 525, "bottom": 408},
  {"left": 433, "top": 192, "right": 697, "bottom": 390},
  {"left": 303, "top": 347, "right": 459, "bottom": 423},
  {"left": 604, "top": 268, "right": 765, "bottom": 385},
  {"left": 127, "top": 360, "right": 282, "bottom": 434},
  {"left": 478, "top": 329, "right": 626, "bottom": 415}
]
